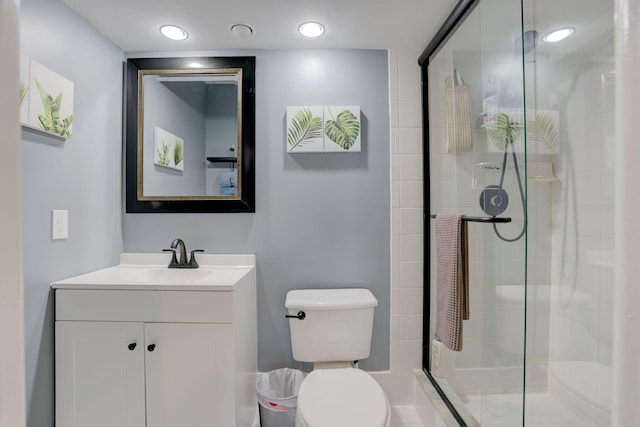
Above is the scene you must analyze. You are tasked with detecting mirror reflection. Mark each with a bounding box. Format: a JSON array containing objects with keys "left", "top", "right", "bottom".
[{"left": 142, "top": 72, "right": 240, "bottom": 197}]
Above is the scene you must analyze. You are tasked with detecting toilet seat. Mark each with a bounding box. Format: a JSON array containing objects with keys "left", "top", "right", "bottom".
[{"left": 295, "top": 368, "right": 390, "bottom": 427}]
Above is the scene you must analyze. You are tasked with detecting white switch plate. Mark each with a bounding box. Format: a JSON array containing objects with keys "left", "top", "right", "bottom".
[{"left": 51, "top": 210, "right": 68, "bottom": 240}]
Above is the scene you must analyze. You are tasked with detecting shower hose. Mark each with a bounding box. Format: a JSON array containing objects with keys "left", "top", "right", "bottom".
[{"left": 493, "top": 144, "right": 526, "bottom": 242}]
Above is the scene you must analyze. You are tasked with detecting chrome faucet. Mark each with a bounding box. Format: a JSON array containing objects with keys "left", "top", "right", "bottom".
[{"left": 163, "top": 239, "right": 204, "bottom": 268}]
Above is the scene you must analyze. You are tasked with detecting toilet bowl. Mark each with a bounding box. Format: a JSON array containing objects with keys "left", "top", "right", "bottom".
[
  {"left": 295, "top": 368, "right": 390, "bottom": 427},
  {"left": 285, "top": 288, "right": 390, "bottom": 427}
]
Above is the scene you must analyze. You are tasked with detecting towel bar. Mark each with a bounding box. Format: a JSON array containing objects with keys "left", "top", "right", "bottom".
[{"left": 430, "top": 214, "right": 511, "bottom": 223}]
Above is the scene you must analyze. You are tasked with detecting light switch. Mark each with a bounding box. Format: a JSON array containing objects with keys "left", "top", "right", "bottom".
[{"left": 51, "top": 210, "right": 68, "bottom": 240}]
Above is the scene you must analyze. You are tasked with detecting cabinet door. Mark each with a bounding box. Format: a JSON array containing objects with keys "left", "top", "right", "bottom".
[
  {"left": 55, "top": 321, "right": 146, "bottom": 427},
  {"left": 144, "top": 323, "right": 234, "bottom": 427}
]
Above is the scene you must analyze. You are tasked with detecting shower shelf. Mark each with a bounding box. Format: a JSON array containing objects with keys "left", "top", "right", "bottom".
[
  {"left": 206, "top": 157, "right": 237, "bottom": 163},
  {"left": 430, "top": 214, "right": 512, "bottom": 223}
]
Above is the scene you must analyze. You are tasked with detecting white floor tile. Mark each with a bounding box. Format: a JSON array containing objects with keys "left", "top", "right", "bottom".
[
  {"left": 254, "top": 404, "right": 427, "bottom": 427},
  {"left": 391, "top": 405, "right": 424, "bottom": 426}
]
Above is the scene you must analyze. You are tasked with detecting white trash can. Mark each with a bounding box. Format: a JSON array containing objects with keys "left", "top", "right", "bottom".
[{"left": 256, "top": 368, "right": 306, "bottom": 427}]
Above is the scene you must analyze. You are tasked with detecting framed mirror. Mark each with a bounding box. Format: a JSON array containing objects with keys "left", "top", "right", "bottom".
[{"left": 125, "top": 56, "right": 255, "bottom": 213}]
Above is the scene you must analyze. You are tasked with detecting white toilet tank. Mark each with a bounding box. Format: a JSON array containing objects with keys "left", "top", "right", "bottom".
[{"left": 285, "top": 288, "right": 378, "bottom": 363}]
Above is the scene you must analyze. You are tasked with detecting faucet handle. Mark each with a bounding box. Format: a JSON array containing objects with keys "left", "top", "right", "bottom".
[
  {"left": 162, "top": 248, "right": 179, "bottom": 268},
  {"left": 188, "top": 250, "right": 204, "bottom": 268}
]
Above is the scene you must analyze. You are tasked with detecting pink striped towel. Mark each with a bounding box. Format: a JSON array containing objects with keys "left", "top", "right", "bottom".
[{"left": 434, "top": 214, "right": 469, "bottom": 351}]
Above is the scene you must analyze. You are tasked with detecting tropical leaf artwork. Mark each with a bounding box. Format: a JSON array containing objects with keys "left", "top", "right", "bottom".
[
  {"left": 173, "top": 139, "right": 184, "bottom": 166},
  {"left": 287, "top": 107, "right": 323, "bottom": 151},
  {"left": 156, "top": 141, "right": 170, "bottom": 166},
  {"left": 527, "top": 111, "right": 559, "bottom": 153},
  {"left": 324, "top": 107, "right": 360, "bottom": 151},
  {"left": 486, "top": 112, "right": 522, "bottom": 150},
  {"left": 34, "top": 79, "right": 73, "bottom": 138},
  {"left": 153, "top": 127, "right": 184, "bottom": 171},
  {"left": 19, "top": 80, "right": 28, "bottom": 106}
]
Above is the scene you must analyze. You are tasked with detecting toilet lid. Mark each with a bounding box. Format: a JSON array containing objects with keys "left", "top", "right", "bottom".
[{"left": 297, "top": 368, "right": 389, "bottom": 427}]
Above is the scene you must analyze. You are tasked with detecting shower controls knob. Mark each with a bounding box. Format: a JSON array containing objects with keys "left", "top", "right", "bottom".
[
  {"left": 147, "top": 344, "right": 156, "bottom": 352},
  {"left": 128, "top": 343, "right": 137, "bottom": 351},
  {"left": 479, "top": 185, "right": 509, "bottom": 216}
]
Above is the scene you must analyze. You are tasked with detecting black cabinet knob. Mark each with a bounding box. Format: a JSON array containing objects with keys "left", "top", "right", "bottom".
[
  {"left": 147, "top": 344, "right": 156, "bottom": 352},
  {"left": 128, "top": 343, "right": 137, "bottom": 351}
]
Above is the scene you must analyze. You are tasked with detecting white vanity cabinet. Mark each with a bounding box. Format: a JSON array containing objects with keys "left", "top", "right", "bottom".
[{"left": 52, "top": 254, "right": 257, "bottom": 427}]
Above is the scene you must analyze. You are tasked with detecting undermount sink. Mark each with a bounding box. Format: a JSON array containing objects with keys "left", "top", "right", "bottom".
[{"left": 51, "top": 253, "right": 256, "bottom": 291}]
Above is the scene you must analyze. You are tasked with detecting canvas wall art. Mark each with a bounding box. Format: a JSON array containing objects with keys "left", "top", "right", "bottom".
[
  {"left": 286, "top": 106, "right": 361, "bottom": 153},
  {"left": 154, "top": 127, "right": 184, "bottom": 171},
  {"left": 21, "top": 57, "right": 74, "bottom": 138}
]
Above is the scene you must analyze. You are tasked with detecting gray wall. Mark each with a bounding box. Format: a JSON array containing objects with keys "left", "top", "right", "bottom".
[
  {"left": 143, "top": 78, "right": 206, "bottom": 196},
  {"left": 124, "top": 49, "right": 391, "bottom": 371},
  {"left": 20, "top": 0, "right": 124, "bottom": 425},
  {"left": 205, "top": 84, "right": 238, "bottom": 195},
  {"left": 205, "top": 83, "right": 238, "bottom": 157}
]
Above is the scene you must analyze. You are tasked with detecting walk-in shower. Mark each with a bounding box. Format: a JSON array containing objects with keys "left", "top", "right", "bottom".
[{"left": 421, "top": 0, "right": 615, "bottom": 426}]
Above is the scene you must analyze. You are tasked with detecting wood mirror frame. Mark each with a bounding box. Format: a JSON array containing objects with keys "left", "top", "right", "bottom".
[{"left": 125, "top": 56, "right": 255, "bottom": 213}]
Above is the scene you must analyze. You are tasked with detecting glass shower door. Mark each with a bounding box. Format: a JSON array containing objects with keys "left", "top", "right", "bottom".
[
  {"left": 522, "top": 0, "right": 614, "bottom": 425},
  {"left": 426, "top": 0, "right": 529, "bottom": 425},
  {"left": 424, "top": 0, "right": 615, "bottom": 425}
]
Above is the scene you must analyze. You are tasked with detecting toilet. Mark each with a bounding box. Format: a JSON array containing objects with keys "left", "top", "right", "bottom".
[{"left": 285, "top": 288, "right": 391, "bottom": 427}]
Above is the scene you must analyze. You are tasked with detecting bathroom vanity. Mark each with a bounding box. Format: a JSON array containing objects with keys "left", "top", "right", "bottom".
[{"left": 52, "top": 253, "right": 257, "bottom": 427}]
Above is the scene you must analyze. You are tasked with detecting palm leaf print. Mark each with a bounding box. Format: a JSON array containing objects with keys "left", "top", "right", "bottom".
[
  {"left": 527, "top": 112, "right": 559, "bottom": 152},
  {"left": 287, "top": 108, "right": 323, "bottom": 150}
]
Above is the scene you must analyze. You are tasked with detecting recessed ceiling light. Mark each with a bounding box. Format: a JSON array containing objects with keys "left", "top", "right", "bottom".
[
  {"left": 542, "top": 27, "right": 575, "bottom": 43},
  {"left": 298, "top": 22, "right": 325, "bottom": 38},
  {"left": 159, "top": 25, "right": 188, "bottom": 41},
  {"left": 230, "top": 24, "right": 254, "bottom": 38}
]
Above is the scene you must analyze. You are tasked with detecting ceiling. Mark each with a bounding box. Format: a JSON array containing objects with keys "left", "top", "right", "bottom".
[{"left": 62, "top": 0, "right": 458, "bottom": 53}]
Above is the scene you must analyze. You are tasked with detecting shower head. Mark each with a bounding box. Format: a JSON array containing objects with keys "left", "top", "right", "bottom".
[{"left": 514, "top": 30, "right": 539, "bottom": 56}]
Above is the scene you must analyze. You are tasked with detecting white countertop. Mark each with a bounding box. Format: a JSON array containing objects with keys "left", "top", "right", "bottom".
[{"left": 51, "top": 253, "right": 256, "bottom": 291}]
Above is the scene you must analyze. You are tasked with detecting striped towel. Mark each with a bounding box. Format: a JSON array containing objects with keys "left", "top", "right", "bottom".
[{"left": 434, "top": 214, "right": 469, "bottom": 351}]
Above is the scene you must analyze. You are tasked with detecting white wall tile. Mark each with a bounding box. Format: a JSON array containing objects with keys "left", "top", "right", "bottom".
[
  {"left": 392, "top": 181, "right": 401, "bottom": 208},
  {"left": 396, "top": 288, "right": 424, "bottom": 314},
  {"left": 399, "top": 128, "right": 423, "bottom": 154},
  {"left": 400, "top": 208, "right": 423, "bottom": 235},
  {"left": 398, "top": 101, "right": 423, "bottom": 128},
  {"left": 392, "top": 207, "right": 402, "bottom": 236},
  {"left": 392, "top": 314, "right": 423, "bottom": 341},
  {"left": 392, "top": 153, "right": 401, "bottom": 181},
  {"left": 391, "top": 127, "right": 400, "bottom": 155},
  {"left": 429, "top": 154, "right": 451, "bottom": 181},
  {"left": 394, "top": 340, "right": 423, "bottom": 367},
  {"left": 400, "top": 181, "right": 423, "bottom": 208},
  {"left": 392, "top": 235, "right": 401, "bottom": 263},
  {"left": 399, "top": 234, "right": 423, "bottom": 262},
  {"left": 399, "top": 154, "right": 423, "bottom": 181},
  {"left": 397, "top": 262, "right": 423, "bottom": 289},
  {"left": 389, "top": 74, "right": 399, "bottom": 102},
  {"left": 390, "top": 100, "right": 400, "bottom": 129},
  {"left": 398, "top": 73, "right": 421, "bottom": 102}
]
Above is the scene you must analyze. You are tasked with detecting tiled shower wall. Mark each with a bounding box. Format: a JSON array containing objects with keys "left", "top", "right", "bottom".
[
  {"left": 374, "top": 48, "right": 425, "bottom": 405},
  {"left": 546, "top": 57, "right": 614, "bottom": 419}
]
